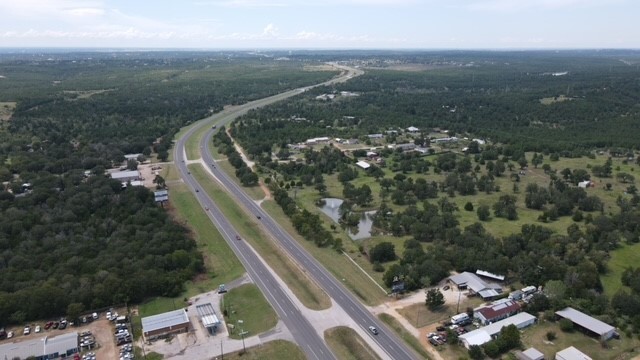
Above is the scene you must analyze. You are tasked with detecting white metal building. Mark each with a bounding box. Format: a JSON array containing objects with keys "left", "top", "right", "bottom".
[
  {"left": 142, "top": 308, "right": 190, "bottom": 340},
  {"left": 0, "top": 332, "right": 79, "bottom": 360},
  {"left": 459, "top": 312, "right": 537, "bottom": 348},
  {"left": 555, "top": 346, "right": 592, "bottom": 360},
  {"left": 111, "top": 170, "right": 141, "bottom": 183}
]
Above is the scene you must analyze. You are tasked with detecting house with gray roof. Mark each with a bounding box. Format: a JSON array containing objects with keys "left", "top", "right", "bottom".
[
  {"left": 555, "top": 307, "right": 616, "bottom": 340},
  {"left": 0, "top": 332, "right": 79, "bottom": 360}
]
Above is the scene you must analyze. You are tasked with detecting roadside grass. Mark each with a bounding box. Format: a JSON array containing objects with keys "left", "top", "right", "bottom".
[
  {"left": 521, "top": 319, "right": 640, "bottom": 360},
  {"left": 223, "top": 340, "right": 306, "bottom": 360},
  {"left": 185, "top": 123, "right": 212, "bottom": 161},
  {"left": 222, "top": 284, "right": 278, "bottom": 339},
  {"left": 324, "top": 326, "right": 381, "bottom": 360},
  {"left": 261, "top": 199, "right": 387, "bottom": 306},
  {"left": 137, "top": 165, "right": 244, "bottom": 322},
  {"left": 378, "top": 313, "right": 431, "bottom": 360},
  {"left": 601, "top": 242, "right": 640, "bottom": 297},
  {"left": 188, "top": 163, "right": 331, "bottom": 310},
  {"left": 398, "top": 297, "right": 484, "bottom": 328}
]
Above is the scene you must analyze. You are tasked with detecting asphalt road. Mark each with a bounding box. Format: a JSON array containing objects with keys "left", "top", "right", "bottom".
[{"left": 176, "top": 64, "right": 419, "bottom": 360}]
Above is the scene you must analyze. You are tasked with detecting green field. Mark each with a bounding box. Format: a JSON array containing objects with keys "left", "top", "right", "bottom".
[
  {"left": 325, "top": 326, "right": 381, "bottom": 360},
  {"left": 188, "top": 163, "right": 331, "bottom": 310},
  {"left": 601, "top": 242, "right": 640, "bottom": 297},
  {"left": 521, "top": 320, "right": 640, "bottom": 360},
  {"left": 223, "top": 340, "right": 306, "bottom": 360},
  {"left": 378, "top": 313, "right": 431, "bottom": 360},
  {"left": 222, "top": 284, "right": 278, "bottom": 339}
]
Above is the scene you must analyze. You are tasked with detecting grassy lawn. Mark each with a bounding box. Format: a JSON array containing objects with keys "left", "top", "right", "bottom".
[
  {"left": 216, "top": 157, "right": 266, "bottom": 200},
  {"left": 261, "top": 199, "right": 388, "bottom": 306},
  {"left": 521, "top": 319, "right": 640, "bottom": 360},
  {"left": 378, "top": 313, "right": 432, "bottom": 360},
  {"left": 601, "top": 242, "right": 640, "bottom": 297},
  {"left": 137, "top": 164, "right": 245, "bottom": 320},
  {"left": 325, "top": 326, "right": 381, "bottom": 360},
  {"left": 224, "top": 340, "right": 306, "bottom": 360},
  {"left": 185, "top": 123, "right": 213, "bottom": 160},
  {"left": 398, "top": 297, "right": 484, "bottom": 328},
  {"left": 188, "top": 163, "right": 331, "bottom": 310},
  {"left": 222, "top": 284, "right": 278, "bottom": 339}
]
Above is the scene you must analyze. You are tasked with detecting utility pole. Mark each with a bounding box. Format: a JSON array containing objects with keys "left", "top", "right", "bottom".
[
  {"left": 221, "top": 339, "right": 223, "bottom": 360},
  {"left": 456, "top": 289, "right": 462, "bottom": 313}
]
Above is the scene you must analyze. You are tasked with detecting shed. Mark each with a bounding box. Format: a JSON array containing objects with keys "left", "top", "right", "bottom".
[
  {"left": 356, "top": 161, "right": 371, "bottom": 170},
  {"left": 516, "top": 347, "right": 545, "bottom": 360},
  {"left": 555, "top": 307, "right": 615, "bottom": 340},
  {"left": 555, "top": 346, "right": 592, "bottom": 360},
  {"left": 142, "top": 309, "right": 190, "bottom": 340},
  {"left": 406, "top": 126, "right": 420, "bottom": 132},
  {"left": 0, "top": 332, "right": 79, "bottom": 360},
  {"left": 449, "top": 272, "right": 502, "bottom": 299},
  {"left": 476, "top": 270, "right": 505, "bottom": 281}
]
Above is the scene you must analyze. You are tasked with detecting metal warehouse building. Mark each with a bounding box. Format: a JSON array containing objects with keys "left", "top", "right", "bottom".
[
  {"left": 142, "top": 308, "right": 191, "bottom": 340},
  {"left": 556, "top": 307, "right": 616, "bottom": 340},
  {"left": 0, "top": 332, "right": 79, "bottom": 360}
]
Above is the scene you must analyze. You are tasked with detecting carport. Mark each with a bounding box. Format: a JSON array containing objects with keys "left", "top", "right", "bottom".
[{"left": 196, "top": 303, "right": 221, "bottom": 335}]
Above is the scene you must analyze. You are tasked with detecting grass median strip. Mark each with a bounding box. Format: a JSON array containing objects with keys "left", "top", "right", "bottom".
[
  {"left": 189, "top": 163, "right": 331, "bottom": 310},
  {"left": 138, "top": 165, "right": 244, "bottom": 320},
  {"left": 325, "top": 326, "right": 381, "bottom": 360},
  {"left": 378, "top": 313, "right": 431, "bottom": 360},
  {"left": 222, "top": 284, "right": 278, "bottom": 339}
]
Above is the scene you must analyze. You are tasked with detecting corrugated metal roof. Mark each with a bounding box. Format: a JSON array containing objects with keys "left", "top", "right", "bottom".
[
  {"left": 355, "top": 161, "right": 371, "bottom": 169},
  {"left": 556, "top": 346, "right": 593, "bottom": 360},
  {"left": 556, "top": 307, "right": 614, "bottom": 336},
  {"left": 0, "top": 332, "right": 78, "bottom": 359},
  {"left": 142, "top": 309, "right": 189, "bottom": 334},
  {"left": 460, "top": 312, "right": 536, "bottom": 347},
  {"left": 521, "top": 347, "right": 544, "bottom": 360},
  {"left": 111, "top": 170, "right": 140, "bottom": 180}
]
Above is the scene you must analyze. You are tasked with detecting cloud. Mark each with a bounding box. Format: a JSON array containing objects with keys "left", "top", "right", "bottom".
[
  {"left": 464, "top": 0, "right": 624, "bottom": 12},
  {"left": 262, "top": 23, "right": 279, "bottom": 37},
  {"left": 64, "top": 7, "right": 105, "bottom": 17},
  {"left": 193, "top": 0, "right": 286, "bottom": 7}
]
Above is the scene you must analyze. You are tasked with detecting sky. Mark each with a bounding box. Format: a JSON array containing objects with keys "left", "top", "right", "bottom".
[{"left": 0, "top": 0, "right": 638, "bottom": 49}]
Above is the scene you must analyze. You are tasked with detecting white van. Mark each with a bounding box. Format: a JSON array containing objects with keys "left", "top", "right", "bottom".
[{"left": 451, "top": 313, "right": 470, "bottom": 325}]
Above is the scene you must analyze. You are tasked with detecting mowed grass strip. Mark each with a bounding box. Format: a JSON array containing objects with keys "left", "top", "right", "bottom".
[
  {"left": 325, "top": 326, "right": 381, "bottom": 360},
  {"left": 261, "top": 200, "right": 387, "bottom": 306},
  {"left": 215, "top": 157, "right": 266, "bottom": 200},
  {"left": 138, "top": 165, "right": 244, "bottom": 319},
  {"left": 188, "top": 163, "right": 331, "bottom": 310},
  {"left": 223, "top": 284, "right": 278, "bottom": 339},
  {"left": 601, "top": 242, "right": 640, "bottom": 297},
  {"left": 224, "top": 340, "right": 306, "bottom": 360},
  {"left": 378, "top": 313, "right": 431, "bottom": 360}
]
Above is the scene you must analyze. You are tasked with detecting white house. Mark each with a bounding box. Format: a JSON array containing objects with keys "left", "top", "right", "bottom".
[{"left": 555, "top": 346, "right": 592, "bottom": 360}]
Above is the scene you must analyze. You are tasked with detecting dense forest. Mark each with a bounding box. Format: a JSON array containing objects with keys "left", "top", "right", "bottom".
[
  {"left": 233, "top": 50, "right": 640, "bottom": 152},
  {"left": 0, "top": 52, "right": 337, "bottom": 323}
]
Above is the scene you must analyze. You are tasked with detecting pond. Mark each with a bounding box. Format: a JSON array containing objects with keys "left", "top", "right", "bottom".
[{"left": 317, "top": 198, "right": 376, "bottom": 240}]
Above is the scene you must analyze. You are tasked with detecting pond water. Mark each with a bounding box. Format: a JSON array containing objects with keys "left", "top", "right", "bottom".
[{"left": 317, "top": 198, "right": 376, "bottom": 240}]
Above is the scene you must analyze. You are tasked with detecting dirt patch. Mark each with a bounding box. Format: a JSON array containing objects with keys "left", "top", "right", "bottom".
[
  {"left": 139, "top": 163, "right": 164, "bottom": 188},
  {"left": 0, "top": 101, "right": 16, "bottom": 121},
  {"left": 540, "top": 94, "right": 574, "bottom": 105}
]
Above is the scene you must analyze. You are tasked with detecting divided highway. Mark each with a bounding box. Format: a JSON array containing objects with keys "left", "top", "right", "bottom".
[{"left": 176, "top": 65, "right": 420, "bottom": 360}]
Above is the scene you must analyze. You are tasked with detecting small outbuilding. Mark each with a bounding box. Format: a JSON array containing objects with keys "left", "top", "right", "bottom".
[
  {"left": 111, "top": 170, "right": 141, "bottom": 183},
  {"left": 516, "top": 347, "right": 545, "bottom": 360},
  {"left": 555, "top": 307, "right": 616, "bottom": 340},
  {"left": 555, "top": 346, "right": 592, "bottom": 360},
  {"left": 142, "top": 309, "right": 190, "bottom": 340},
  {"left": 356, "top": 161, "right": 371, "bottom": 170},
  {"left": 196, "top": 303, "right": 221, "bottom": 335}
]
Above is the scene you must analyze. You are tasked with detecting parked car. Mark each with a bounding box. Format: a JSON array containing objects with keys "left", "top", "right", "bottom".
[
  {"left": 7, "top": 331, "right": 13, "bottom": 339},
  {"left": 0, "top": 328, "right": 6, "bottom": 340},
  {"left": 53, "top": 322, "right": 60, "bottom": 329},
  {"left": 23, "top": 325, "right": 31, "bottom": 335},
  {"left": 35, "top": 325, "right": 41, "bottom": 333},
  {"left": 45, "top": 321, "right": 54, "bottom": 330},
  {"left": 59, "top": 321, "right": 67, "bottom": 330}
]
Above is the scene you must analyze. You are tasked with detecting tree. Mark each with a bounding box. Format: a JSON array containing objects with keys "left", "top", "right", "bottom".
[
  {"left": 559, "top": 318, "right": 574, "bottom": 332},
  {"left": 369, "top": 242, "right": 396, "bottom": 263},
  {"left": 464, "top": 202, "right": 474, "bottom": 211},
  {"left": 616, "top": 172, "right": 635, "bottom": 183},
  {"left": 153, "top": 175, "right": 166, "bottom": 189},
  {"left": 477, "top": 205, "right": 491, "bottom": 221},
  {"left": 469, "top": 345, "right": 485, "bottom": 360},
  {"left": 493, "top": 195, "right": 518, "bottom": 220},
  {"left": 66, "top": 302, "right": 84, "bottom": 323},
  {"left": 425, "top": 288, "right": 445, "bottom": 310},
  {"left": 126, "top": 159, "right": 138, "bottom": 170}
]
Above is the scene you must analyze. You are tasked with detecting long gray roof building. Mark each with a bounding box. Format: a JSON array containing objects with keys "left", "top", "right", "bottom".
[
  {"left": 0, "top": 332, "right": 79, "bottom": 360},
  {"left": 556, "top": 307, "right": 615, "bottom": 340}
]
